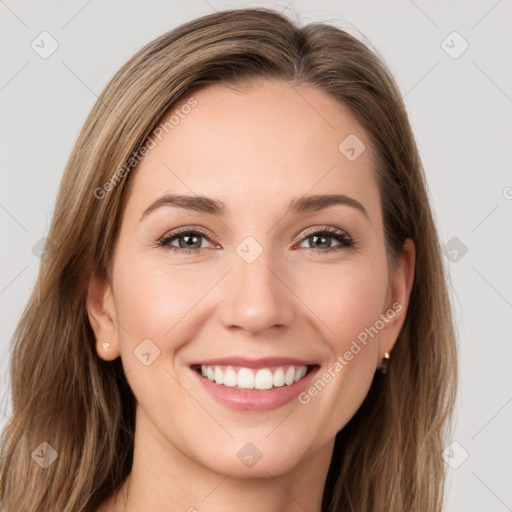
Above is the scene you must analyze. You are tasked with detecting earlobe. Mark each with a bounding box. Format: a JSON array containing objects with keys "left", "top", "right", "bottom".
[
  {"left": 379, "top": 239, "right": 416, "bottom": 359},
  {"left": 86, "top": 270, "right": 121, "bottom": 361}
]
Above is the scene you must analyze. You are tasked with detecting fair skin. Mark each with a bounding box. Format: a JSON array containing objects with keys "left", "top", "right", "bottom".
[{"left": 88, "top": 80, "right": 415, "bottom": 512}]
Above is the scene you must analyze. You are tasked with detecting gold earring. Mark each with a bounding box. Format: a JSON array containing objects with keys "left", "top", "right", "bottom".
[{"left": 377, "top": 352, "right": 390, "bottom": 374}]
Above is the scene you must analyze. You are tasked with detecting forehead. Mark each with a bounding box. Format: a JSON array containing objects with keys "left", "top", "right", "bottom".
[{"left": 123, "top": 80, "right": 381, "bottom": 221}]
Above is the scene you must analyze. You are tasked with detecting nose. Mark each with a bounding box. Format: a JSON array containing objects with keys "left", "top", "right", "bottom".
[{"left": 218, "top": 248, "right": 296, "bottom": 337}]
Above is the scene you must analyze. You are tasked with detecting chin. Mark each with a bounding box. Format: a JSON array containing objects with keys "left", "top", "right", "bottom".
[{"left": 194, "top": 434, "right": 310, "bottom": 478}]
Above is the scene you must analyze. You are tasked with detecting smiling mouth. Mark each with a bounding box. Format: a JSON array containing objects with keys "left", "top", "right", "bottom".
[{"left": 191, "top": 364, "right": 318, "bottom": 391}]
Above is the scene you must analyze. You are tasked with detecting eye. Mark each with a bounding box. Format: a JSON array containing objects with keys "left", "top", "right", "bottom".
[
  {"left": 295, "top": 226, "right": 354, "bottom": 253},
  {"left": 157, "top": 226, "right": 355, "bottom": 255},
  {"left": 157, "top": 227, "right": 218, "bottom": 254}
]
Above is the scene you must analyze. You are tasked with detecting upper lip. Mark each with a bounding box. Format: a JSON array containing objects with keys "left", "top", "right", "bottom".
[{"left": 190, "top": 356, "right": 318, "bottom": 368}]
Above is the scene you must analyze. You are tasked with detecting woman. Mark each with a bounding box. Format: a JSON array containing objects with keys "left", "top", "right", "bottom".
[{"left": 0, "top": 7, "right": 457, "bottom": 512}]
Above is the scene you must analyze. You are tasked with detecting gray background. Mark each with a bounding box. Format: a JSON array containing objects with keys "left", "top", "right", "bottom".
[{"left": 1, "top": 1, "right": 511, "bottom": 510}]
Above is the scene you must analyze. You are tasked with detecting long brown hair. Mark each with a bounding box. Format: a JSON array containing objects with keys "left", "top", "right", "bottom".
[{"left": 0, "top": 8, "right": 457, "bottom": 511}]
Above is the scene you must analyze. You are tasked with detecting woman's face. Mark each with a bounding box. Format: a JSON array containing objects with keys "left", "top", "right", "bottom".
[{"left": 89, "top": 80, "right": 413, "bottom": 478}]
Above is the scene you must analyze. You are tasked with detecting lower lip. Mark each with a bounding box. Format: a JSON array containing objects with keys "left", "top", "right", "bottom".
[{"left": 191, "top": 366, "right": 320, "bottom": 411}]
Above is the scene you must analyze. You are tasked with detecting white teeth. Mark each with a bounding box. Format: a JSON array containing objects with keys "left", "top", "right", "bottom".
[
  {"left": 284, "top": 366, "right": 295, "bottom": 385},
  {"left": 214, "top": 366, "right": 224, "bottom": 385},
  {"left": 272, "top": 368, "right": 285, "bottom": 387},
  {"left": 237, "top": 368, "right": 255, "bottom": 389},
  {"left": 254, "top": 369, "right": 273, "bottom": 390},
  {"left": 198, "top": 364, "right": 310, "bottom": 390},
  {"left": 294, "top": 366, "right": 307, "bottom": 382},
  {"left": 223, "top": 368, "right": 237, "bottom": 387}
]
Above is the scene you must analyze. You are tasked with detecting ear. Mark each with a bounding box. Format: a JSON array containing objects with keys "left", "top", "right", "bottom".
[
  {"left": 378, "top": 238, "right": 416, "bottom": 360},
  {"left": 86, "top": 269, "right": 121, "bottom": 361}
]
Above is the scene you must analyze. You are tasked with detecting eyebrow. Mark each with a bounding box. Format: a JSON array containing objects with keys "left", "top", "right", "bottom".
[{"left": 140, "top": 193, "right": 369, "bottom": 221}]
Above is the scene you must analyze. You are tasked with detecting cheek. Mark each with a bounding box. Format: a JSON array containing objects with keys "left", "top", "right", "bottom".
[
  {"left": 292, "top": 255, "right": 389, "bottom": 349},
  {"left": 111, "top": 248, "right": 229, "bottom": 375},
  {"left": 110, "top": 252, "right": 215, "bottom": 422},
  {"left": 289, "top": 257, "right": 389, "bottom": 425}
]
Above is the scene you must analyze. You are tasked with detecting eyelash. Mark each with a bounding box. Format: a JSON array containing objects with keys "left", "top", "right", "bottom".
[{"left": 156, "top": 226, "right": 355, "bottom": 255}]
